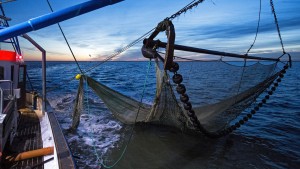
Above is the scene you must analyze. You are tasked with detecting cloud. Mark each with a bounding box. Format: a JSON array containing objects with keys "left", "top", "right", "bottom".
[{"left": 6, "top": 0, "right": 298, "bottom": 61}]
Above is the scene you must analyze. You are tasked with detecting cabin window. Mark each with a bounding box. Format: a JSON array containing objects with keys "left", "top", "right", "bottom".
[{"left": 0, "top": 66, "right": 4, "bottom": 80}]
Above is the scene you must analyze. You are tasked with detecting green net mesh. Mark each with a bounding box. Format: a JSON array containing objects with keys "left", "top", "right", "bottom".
[{"left": 71, "top": 77, "right": 84, "bottom": 130}]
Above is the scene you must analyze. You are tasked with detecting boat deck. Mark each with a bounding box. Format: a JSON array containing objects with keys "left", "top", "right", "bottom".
[{"left": 1, "top": 108, "right": 44, "bottom": 169}]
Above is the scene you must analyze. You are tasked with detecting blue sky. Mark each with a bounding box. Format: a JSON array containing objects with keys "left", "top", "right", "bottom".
[{"left": 1, "top": 0, "right": 299, "bottom": 61}]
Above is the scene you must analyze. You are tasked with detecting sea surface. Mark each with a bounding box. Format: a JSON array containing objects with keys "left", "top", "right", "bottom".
[{"left": 26, "top": 61, "right": 300, "bottom": 169}]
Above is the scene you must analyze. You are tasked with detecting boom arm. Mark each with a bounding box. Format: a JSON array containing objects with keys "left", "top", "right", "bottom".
[{"left": 0, "top": 0, "right": 123, "bottom": 41}]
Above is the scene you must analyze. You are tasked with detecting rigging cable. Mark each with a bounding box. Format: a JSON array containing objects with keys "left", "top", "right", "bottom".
[
  {"left": 237, "top": 0, "right": 262, "bottom": 120},
  {"left": 270, "top": 0, "right": 285, "bottom": 54},
  {"left": 83, "top": 28, "right": 155, "bottom": 73},
  {"left": 245, "top": 0, "right": 261, "bottom": 55},
  {"left": 46, "top": 0, "right": 84, "bottom": 74}
]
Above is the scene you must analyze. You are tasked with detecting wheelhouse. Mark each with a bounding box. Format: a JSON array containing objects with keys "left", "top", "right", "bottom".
[{"left": 0, "top": 49, "right": 26, "bottom": 155}]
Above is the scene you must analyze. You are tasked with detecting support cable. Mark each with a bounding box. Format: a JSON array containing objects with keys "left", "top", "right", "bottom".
[
  {"left": 84, "top": 28, "right": 155, "bottom": 73},
  {"left": 46, "top": 0, "right": 84, "bottom": 74},
  {"left": 246, "top": 0, "right": 261, "bottom": 55},
  {"left": 270, "top": 0, "right": 285, "bottom": 54}
]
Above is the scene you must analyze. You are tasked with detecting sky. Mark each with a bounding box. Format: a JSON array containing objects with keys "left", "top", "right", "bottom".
[{"left": 1, "top": 0, "right": 299, "bottom": 61}]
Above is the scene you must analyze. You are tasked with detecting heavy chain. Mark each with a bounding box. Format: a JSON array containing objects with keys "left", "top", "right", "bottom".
[
  {"left": 166, "top": 0, "right": 205, "bottom": 21},
  {"left": 172, "top": 62, "right": 289, "bottom": 138}
]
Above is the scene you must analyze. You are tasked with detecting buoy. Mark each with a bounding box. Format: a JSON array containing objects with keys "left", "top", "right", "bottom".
[
  {"left": 75, "top": 74, "right": 81, "bottom": 80},
  {"left": 6, "top": 147, "right": 54, "bottom": 162}
]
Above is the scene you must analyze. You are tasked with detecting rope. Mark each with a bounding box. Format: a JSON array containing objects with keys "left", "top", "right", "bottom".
[
  {"left": 83, "top": 61, "right": 152, "bottom": 168},
  {"left": 246, "top": 0, "right": 261, "bottom": 55},
  {"left": 46, "top": 0, "right": 84, "bottom": 74},
  {"left": 270, "top": 0, "right": 285, "bottom": 54}
]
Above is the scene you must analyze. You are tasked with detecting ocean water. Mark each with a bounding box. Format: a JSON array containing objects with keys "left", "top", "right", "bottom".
[{"left": 26, "top": 61, "right": 300, "bottom": 169}]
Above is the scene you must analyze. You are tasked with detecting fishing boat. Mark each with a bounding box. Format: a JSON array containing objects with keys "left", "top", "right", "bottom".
[
  {"left": 0, "top": 0, "right": 123, "bottom": 168},
  {"left": 0, "top": 0, "right": 295, "bottom": 168}
]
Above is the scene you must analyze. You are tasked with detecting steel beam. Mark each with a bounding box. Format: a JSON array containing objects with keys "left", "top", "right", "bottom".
[{"left": 144, "top": 39, "right": 279, "bottom": 61}]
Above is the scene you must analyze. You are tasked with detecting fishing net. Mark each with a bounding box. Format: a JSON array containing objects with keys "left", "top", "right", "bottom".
[
  {"left": 72, "top": 57, "right": 281, "bottom": 134},
  {"left": 83, "top": 59, "right": 189, "bottom": 130}
]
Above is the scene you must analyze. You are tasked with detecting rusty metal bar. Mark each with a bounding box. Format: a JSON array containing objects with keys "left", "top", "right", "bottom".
[
  {"left": 144, "top": 20, "right": 176, "bottom": 70},
  {"left": 143, "top": 39, "right": 279, "bottom": 61}
]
